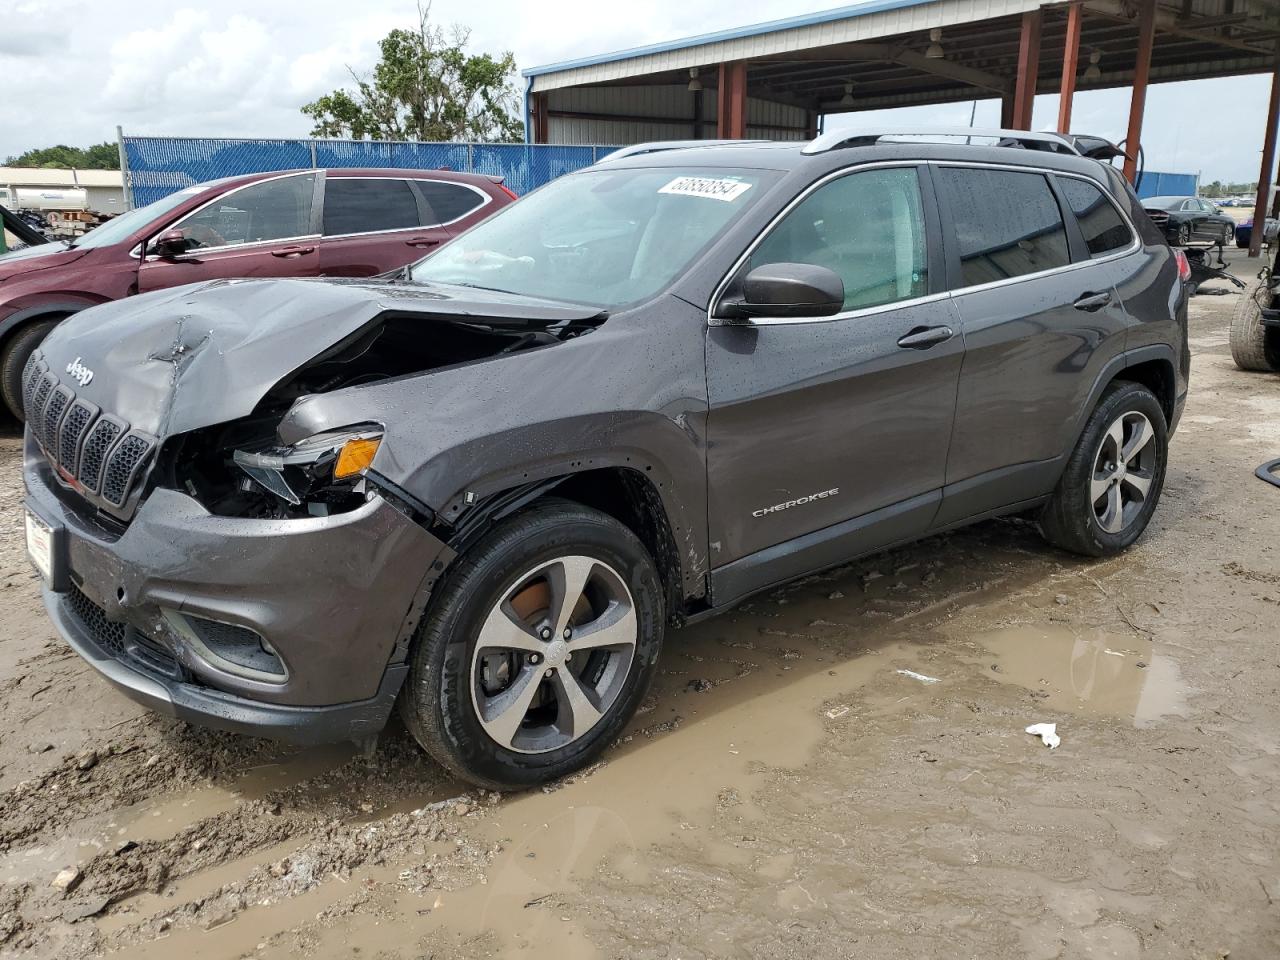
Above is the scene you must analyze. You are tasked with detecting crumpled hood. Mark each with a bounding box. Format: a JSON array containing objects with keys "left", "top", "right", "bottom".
[
  {"left": 0, "top": 242, "right": 86, "bottom": 280},
  {"left": 36, "top": 277, "right": 603, "bottom": 439}
]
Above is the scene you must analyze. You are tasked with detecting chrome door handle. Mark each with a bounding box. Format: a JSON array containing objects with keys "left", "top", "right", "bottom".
[
  {"left": 896, "top": 325, "right": 954, "bottom": 349},
  {"left": 1073, "top": 291, "right": 1112, "bottom": 312}
]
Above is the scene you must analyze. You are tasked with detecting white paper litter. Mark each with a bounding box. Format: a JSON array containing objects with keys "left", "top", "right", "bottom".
[
  {"left": 895, "top": 669, "right": 941, "bottom": 684},
  {"left": 1025, "top": 722, "right": 1061, "bottom": 749}
]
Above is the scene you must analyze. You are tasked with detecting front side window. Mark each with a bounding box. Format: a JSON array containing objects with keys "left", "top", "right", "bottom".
[
  {"left": 417, "top": 181, "right": 486, "bottom": 224},
  {"left": 937, "top": 167, "right": 1070, "bottom": 287},
  {"left": 323, "top": 178, "right": 419, "bottom": 236},
  {"left": 411, "top": 167, "right": 772, "bottom": 308},
  {"left": 1059, "top": 177, "right": 1133, "bottom": 257},
  {"left": 167, "top": 174, "right": 316, "bottom": 251},
  {"left": 747, "top": 166, "right": 928, "bottom": 311}
]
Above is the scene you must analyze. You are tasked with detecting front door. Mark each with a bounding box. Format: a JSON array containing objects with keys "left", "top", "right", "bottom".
[
  {"left": 705, "top": 165, "right": 962, "bottom": 597},
  {"left": 138, "top": 172, "right": 321, "bottom": 293}
]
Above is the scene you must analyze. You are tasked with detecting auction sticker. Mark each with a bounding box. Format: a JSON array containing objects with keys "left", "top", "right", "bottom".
[{"left": 658, "top": 176, "right": 753, "bottom": 202}]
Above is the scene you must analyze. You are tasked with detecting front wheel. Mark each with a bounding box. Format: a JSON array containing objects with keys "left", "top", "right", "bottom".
[
  {"left": 1040, "top": 381, "right": 1168, "bottom": 557},
  {"left": 0, "top": 319, "right": 59, "bottom": 421},
  {"left": 400, "top": 500, "right": 664, "bottom": 789}
]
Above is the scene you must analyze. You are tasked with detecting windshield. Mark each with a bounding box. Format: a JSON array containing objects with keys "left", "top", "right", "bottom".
[
  {"left": 70, "top": 186, "right": 205, "bottom": 249},
  {"left": 410, "top": 167, "right": 773, "bottom": 308},
  {"left": 1142, "top": 197, "right": 1187, "bottom": 211}
]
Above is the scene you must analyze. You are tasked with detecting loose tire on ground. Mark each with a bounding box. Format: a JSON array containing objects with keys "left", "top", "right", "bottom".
[
  {"left": 1040, "top": 381, "right": 1168, "bottom": 558},
  {"left": 1229, "top": 279, "right": 1280, "bottom": 372},
  {"left": 399, "top": 500, "right": 665, "bottom": 789},
  {"left": 0, "top": 319, "right": 60, "bottom": 421}
]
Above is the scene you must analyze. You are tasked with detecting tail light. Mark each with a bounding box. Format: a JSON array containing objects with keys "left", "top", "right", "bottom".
[
  {"left": 1173, "top": 248, "right": 1192, "bottom": 283},
  {"left": 497, "top": 184, "right": 518, "bottom": 201}
]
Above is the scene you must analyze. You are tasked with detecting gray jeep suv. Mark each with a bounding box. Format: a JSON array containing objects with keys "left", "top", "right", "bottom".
[{"left": 22, "top": 130, "right": 1189, "bottom": 788}]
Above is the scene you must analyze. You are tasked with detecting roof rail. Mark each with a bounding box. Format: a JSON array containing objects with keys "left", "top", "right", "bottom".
[
  {"left": 595, "top": 139, "right": 769, "bottom": 163},
  {"left": 802, "top": 127, "right": 1082, "bottom": 156}
]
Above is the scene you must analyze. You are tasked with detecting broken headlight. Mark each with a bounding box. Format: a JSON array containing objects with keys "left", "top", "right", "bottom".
[{"left": 233, "top": 426, "right": 382, "bottom": 508}]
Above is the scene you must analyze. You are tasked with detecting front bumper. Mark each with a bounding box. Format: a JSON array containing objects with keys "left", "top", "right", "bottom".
[{"left": 24, "top": 431, "right": 450, "bottom": 743}]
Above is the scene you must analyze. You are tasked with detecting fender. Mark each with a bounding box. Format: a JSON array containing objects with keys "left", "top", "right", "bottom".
[
  {"left": 0, "top": 298, "right": 102, "bottom": 343},
  {"left": 1069, "top": 342, "right": 1177, "bottom": 448}
]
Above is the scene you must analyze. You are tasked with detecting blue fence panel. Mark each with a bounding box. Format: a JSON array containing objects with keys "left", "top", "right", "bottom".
[
  {"left": 125, "top": 138, "right": 314, "bottom": 208},
  {"left": 121, "top": 137, "right": 618, "bottom": 207},
  {"left": 1134, "top": 170, "right": 1198, "bottom": 200}
]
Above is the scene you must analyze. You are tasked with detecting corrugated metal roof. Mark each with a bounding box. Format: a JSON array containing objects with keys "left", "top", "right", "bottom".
[
  {"left": 0, "top": 167, "right": 123, "bottom": 188},
  {"left": 526, "top": 0, "right": 1049, "bottom": 89}
]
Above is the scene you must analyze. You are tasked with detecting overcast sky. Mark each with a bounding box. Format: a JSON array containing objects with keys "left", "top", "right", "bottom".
[{"left": 0, "top": 0, "right": 1272, "bottom": 183}]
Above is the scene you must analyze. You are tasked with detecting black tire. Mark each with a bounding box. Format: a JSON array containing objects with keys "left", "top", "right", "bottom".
[
  {"left": 1039, "top": 381, "right": 1168, "bottom": 557},
  {"left": 1230, "top": 280, "right": 1280, "bottom": 372},
  {"left": 0, "top": 319, "right": 59, "bottom": 421},
  {"left": 400, "top": 500, "right": 664, "bottom": 789},
  {"left": 1177, "top": 223, "right": 1192, "bottom": 245}
]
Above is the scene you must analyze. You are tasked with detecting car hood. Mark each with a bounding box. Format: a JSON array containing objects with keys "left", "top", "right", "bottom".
[
  {"left": 0, "top": 241, "right": 85, "bottom": 280},
  {"left": 35, "top": 277, "right": 604, "bottom": 439}
]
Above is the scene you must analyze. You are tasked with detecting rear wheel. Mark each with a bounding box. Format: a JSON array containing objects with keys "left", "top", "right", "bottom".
[
  {"left": 0, "top": 318, "right": 60, "bottom": 421},
  {"left": 1178, "top": 223, "right": 1192, "bottom": 245},
  {"left": 1229, "top": 280, "right": 1280, "bottom": 372},
  {"left": 400, "top": 501, "right": 664, "bottom": 789},
  {"left": 1040, "top": 381, "right": 1168, "bottom": 557}
]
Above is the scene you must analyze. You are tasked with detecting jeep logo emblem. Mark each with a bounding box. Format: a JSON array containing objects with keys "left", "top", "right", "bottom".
[{"left": 65, "top": 357, "right": 94, "bottom": 387}]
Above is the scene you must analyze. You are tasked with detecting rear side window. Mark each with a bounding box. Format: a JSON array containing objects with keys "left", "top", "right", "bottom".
[
  {"left": 323, "top": 178, "right": 419, "bottom": 236},
  {"left": 416, "top": 181, "right": 485, "bottom": 225},
  {"left": 748, "top": 166, "right": 928, "bottom": 311},
  {"left": 937, "top": 168, "right": 1070, "bottom": 287},
  {"left": 1058, "top": 178, "right": 1133, "bottom": 257}
]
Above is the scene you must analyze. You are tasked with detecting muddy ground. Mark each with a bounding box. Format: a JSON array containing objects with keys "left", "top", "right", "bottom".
[{"left": 0, "top": 250, "right": 1277, "bottom": 959}]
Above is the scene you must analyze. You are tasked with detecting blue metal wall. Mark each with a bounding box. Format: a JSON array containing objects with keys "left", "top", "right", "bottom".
[
  {"left": 1134, "top": 170, "right": 1199, "bottom": 200},
  {"left": 121, "top": 137, "right": 617, "bottom": 207}
]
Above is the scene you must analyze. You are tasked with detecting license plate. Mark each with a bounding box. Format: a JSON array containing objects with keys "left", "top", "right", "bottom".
[{"left": 25, "top": 510, "right": 53, "bottom": 582}]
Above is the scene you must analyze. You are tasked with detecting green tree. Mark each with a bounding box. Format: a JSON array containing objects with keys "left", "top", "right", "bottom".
[
  {"left": 302, "top": 4, "right": 523, "bottom": 143},
  {"left": 4, "top": 142, "right": 120, "bottom": 169}
]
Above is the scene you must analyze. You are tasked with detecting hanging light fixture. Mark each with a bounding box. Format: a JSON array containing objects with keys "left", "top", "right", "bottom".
[
  {"left": 840, "top": 81, "right": 856, "bottom": 107},
  {"left": 687, "top": 68, "right": 702, "bottom": 92},
  {"left": 925, "top": 28, "right": 945, "bottom": 60},
  {"left": 1083, "top": 50, "right": 1102, "bottom": 82}
]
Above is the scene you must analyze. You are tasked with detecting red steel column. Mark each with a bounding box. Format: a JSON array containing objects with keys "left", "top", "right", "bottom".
[
  {"left": 717, "top": 62, "right": 748, "bottom": 139},
  {"left": 1011, "top": 10, "right": 1043, "bottom": 129},
  {"left": 1249, "top": 54, "right": 1280, "bottom": 258},
  {"left": 1123, "top": 0, "right": 1157, "bottom": 184},
  {"left": 1000, "top": 91, "right": 1016, "bottom": 127},
  {"left": 1058, "top": 3, "right": 1083, "bottom": 133}
]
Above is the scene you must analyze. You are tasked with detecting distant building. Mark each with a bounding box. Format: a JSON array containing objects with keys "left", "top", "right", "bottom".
[{"left": 0, "top": 167, "right": 125, "bottom": 215}]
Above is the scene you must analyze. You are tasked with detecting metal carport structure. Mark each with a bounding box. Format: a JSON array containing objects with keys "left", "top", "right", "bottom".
[{"left": 524, "top": 0, "right": 1280, "bottom": 255}]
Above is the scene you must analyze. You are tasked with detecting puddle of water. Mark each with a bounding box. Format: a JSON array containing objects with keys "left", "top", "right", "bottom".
[
  {"left": 972, "top": 625, "right": 1189, "bottom": 727},
  {"left": 113, "top": 612, "right": 943, "bottom": 959}
]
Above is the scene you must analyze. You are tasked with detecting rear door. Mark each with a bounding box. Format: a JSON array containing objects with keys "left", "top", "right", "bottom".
[
  {"left": 317, "top": 176, "right": 447, "bottom": 277},
  {"left": 137, "top": 173, "right": 320, "bottom": 292},
  {"left": 705, "top": 164, "right": 962, "bottom": 583},
  {"left": 934, "top": 164, "right": 1131, "bottom": 526}
]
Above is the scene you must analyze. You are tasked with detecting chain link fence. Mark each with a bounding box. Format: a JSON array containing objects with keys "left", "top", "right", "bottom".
[{"left": 120, "top": 136, "right": 618, "bottom": 208}]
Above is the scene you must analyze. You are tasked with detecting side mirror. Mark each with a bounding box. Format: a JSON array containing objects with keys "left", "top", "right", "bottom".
[
  {"left": 151, "top": 228, "right": 190, "bottom": 259},
  {"left": 719, "top": 262, "right": 845, "bottom": 320}
]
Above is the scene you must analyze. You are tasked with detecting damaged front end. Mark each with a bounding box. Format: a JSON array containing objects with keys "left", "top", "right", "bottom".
[{"left": 28, "top": 277, "right": 606, "bottom": 525}]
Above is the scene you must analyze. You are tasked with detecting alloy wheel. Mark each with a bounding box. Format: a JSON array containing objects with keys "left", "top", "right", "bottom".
[
  {"left": 469, "top": 555, "right": 637, "bottom": 754},
  {"left": 1090, "top": 411, "right": 1158, "bottom": 534}
]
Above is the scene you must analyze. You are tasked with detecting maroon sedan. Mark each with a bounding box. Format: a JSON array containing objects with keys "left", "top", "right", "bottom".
[{"left": 0, "top": 168, "right": 515, "bottom": 419}]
